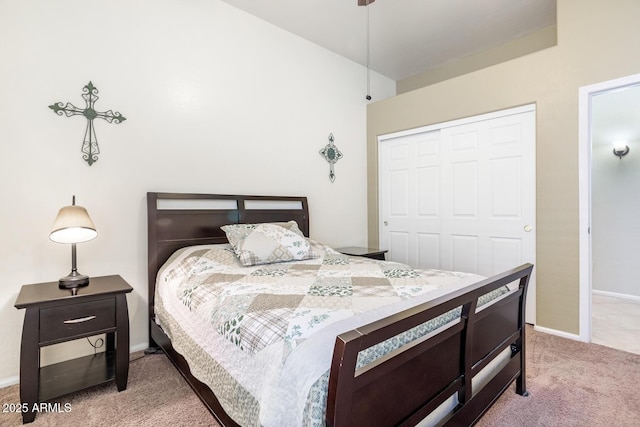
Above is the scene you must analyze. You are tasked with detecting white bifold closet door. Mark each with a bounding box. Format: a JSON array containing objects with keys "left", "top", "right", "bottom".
[{"left": 378, "top": 105, "right": 536, "bottom": 324}]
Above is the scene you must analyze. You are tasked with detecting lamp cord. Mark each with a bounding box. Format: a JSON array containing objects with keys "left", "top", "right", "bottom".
[{"left": 86, "top": 336, "right": 104, "bottom": 354}]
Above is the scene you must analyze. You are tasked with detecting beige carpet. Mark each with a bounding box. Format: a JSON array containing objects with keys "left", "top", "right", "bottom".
[
  {"left": 1, "top": 328, "right": 640, "bottom": 426},
  {"left": 0, "top": 352, "right": 217, "bottom": 427},
  {"left": 476, "top": 327, "right": 640, "bottom": 427}
]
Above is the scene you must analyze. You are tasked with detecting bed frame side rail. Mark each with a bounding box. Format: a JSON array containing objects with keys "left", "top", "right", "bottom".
[{"left": 327, "top": 263, "right": 533, "bottom": 427}]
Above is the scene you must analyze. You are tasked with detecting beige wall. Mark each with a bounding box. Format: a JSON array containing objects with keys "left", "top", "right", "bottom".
[{"left": 367, "top": 0, "right": 640, "bottom": 334}]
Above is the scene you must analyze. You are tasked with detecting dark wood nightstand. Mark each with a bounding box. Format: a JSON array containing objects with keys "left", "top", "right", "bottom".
[
  {"left": 336, "top": 246, "right": 388, "bottom": 261},
  {"left": 14, "top": 275, "right": 133, "bottom": 424}
]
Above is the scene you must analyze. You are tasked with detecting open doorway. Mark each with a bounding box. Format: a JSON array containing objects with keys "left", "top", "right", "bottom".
[{"left": 579, "top": 73, "right": 640, "bottom": 353}]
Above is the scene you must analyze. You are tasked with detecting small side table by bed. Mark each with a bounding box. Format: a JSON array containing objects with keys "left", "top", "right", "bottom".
[
  {"left": 14, "top": 275, "right": 132, "bottom": 424},
  {"left": 336, "top": 246, "right": 388, "bottom": 261}
]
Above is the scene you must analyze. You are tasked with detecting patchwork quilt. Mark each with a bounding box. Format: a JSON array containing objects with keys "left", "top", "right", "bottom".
[{"left": 155, "top": 241, "right": 503, "bottom": 426}]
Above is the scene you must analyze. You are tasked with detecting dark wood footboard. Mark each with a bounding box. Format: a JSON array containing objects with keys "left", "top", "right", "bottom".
[{"left": 327, "top": 263, "right": 533, "bottom": 427}]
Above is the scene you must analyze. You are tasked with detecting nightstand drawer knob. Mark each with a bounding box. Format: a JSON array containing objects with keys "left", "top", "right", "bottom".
[{"left": 63, "top": 315, "right": 97, "bottom": 324}]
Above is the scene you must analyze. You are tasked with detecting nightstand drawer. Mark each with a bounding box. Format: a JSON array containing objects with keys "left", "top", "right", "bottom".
[{"left": 40, "top": 298, "right": 115, "bottom": 343}]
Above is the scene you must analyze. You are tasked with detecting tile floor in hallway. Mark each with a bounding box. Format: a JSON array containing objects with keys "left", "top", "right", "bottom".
[{"left": 591, "top": 292, "right": 640, "bottom": 355}]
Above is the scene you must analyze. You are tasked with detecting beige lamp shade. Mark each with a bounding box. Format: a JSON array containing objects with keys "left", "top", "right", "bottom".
[{"left": 50, "top": 205, "right": 97, "bottom": 244}]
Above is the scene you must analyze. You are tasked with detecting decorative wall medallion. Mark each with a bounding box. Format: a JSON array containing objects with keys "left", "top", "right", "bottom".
[
  {"left": 319, "top": 133, "right": 343, "bottom": 182},
  {"left": 49, "top": 81, "right": 126, "bottom": 165}
]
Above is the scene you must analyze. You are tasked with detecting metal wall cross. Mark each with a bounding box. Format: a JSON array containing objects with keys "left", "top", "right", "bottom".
[
  {"left": 49, "top": 81, "right": 126, "bottom": 165},
  {"left": 319, "top": 133, "right": 343, "bottom": 182}
]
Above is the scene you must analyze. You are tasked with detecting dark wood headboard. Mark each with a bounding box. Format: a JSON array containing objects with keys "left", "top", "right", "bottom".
[{"left": 147, "top": 192, "right": 309, "bottom": 321}]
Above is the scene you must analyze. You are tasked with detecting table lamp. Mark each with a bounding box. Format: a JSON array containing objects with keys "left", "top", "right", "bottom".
[{"left": 49, "top": 196, "right": 97, "bottom": 292}]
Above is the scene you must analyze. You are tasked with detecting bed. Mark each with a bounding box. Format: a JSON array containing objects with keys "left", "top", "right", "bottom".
[{"left": 147, "top": 192, "right": 533, "bottom": 426}]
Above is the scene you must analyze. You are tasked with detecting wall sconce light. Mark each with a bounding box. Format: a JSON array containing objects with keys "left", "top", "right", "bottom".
[
  {"left": 613, "top": 141, "right": 630, "bottom": 159},
  {"left": 50, "top": 196, "right": 97, "bottom": 294}
]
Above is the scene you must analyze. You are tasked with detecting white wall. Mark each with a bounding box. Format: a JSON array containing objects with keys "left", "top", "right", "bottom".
[
  {"left": 0, "top": 0, "right": 395, "bottom": 384},
  {"left": 591, "top": 85, "right": 640, "bottom": 297}
]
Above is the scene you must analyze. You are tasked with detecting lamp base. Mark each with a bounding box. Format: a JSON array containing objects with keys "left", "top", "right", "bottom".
[{"left": 59, "top": 271, "right": 90, "bottom": 290}]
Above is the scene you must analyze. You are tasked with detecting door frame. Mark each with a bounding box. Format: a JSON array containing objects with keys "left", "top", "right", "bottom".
[
  {"left": 377, "top": 104, "right": 535, "bottom": 141},
  {"left": 578, "top": 73, "right": 640, "bottom": 342}
]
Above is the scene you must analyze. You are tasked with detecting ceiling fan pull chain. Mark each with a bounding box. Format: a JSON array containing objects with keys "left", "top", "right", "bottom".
[{"left": 366, "top": 0, "right": 372, "bottom": 101}]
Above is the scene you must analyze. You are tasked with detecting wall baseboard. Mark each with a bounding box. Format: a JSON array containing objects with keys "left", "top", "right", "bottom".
[
  {"left": 533, "top": 324, "right": 583, "bottom": 342},
  {"left": 592, "top": 289, "right": 640, "bottom": 303},
  {"left": 0, "top": 376, "right": 19, "bottom": 388},
  {"left": 131, "top": 343, "right": 149, "bottom": 353}
]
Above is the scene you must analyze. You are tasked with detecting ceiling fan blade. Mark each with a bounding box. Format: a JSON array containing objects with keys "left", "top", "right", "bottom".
[{"left": 358, "top": 0, "right": 375, "bottom": 5}]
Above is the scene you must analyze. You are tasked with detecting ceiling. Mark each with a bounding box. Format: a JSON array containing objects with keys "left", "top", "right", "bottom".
[{"left": 221, "top": 0, "right": 557, "bottom": 81}]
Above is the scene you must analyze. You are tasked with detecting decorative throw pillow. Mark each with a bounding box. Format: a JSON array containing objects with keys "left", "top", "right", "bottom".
[
  {"left": 222, "top": 221, "right": 304, "bottom": 249},
  {"left": 221, "top": 221, "right": 318, "bottom": 266}
]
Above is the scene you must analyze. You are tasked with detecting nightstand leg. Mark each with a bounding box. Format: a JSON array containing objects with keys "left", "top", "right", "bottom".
[
  {"left": 115, "top": 294, "right": 129, "bottom": 391},
  {"left": 20, "top": 308, "right": 39, "bottom": 423},
  {"left": 106, "top": 331, "right": 115, "bottom": 352}
]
